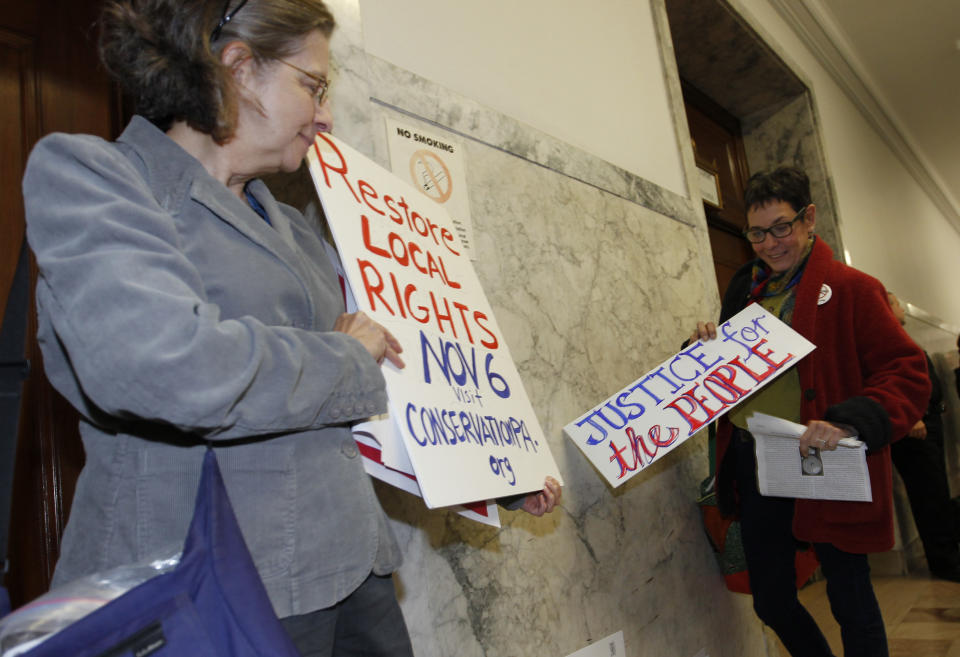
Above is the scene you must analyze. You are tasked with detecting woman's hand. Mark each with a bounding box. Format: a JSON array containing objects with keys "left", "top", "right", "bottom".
[
  {"left": 798, "top": 420, "right": 853, "bottom": 457},
  {"left": 907, "top": 420, "right": 927, "bottom": 439},
  {"left": 520, "top": 476, "right": 562, "bottom": 517},
  {"left": 688, "top": 321, "right": 717, "bottom": 345},
  {"left": 334, "top": 311, "right": 405, "bottom": 369}
]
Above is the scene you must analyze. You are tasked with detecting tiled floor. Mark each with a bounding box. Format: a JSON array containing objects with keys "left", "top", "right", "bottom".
[{"left": 774, "top": 572, "right": 960, "bottom": 656}]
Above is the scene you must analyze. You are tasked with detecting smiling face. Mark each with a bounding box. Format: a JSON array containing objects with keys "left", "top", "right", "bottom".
[
  {"left": 746, "top": 200, "right": 816, "bottom": 273},
  {"left": 234, "top": 29, "right": 333, "bottom": 174}
]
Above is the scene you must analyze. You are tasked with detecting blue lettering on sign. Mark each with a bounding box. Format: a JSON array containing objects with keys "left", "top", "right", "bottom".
[
  {"left": 489, "top": 454, "right": 517, "bottom": 485},
  {"left": 719, "top": 312, "right": 772, "bottom": 362},
  {"left": 420, "top": 331, "right": 511, "bottom": 399},
  {"left": 404, "top": 402, "right": 538, "bottom": 453},
  {"left": 453, "top": 386, "right": 484, "bottom": 406}
]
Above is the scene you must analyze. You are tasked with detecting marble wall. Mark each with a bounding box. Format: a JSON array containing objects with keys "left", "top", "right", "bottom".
[
  {"left": 270, "top": 0, "right": 779, "bottom": 654},
  {"left": 742, "top": 93, "right": 844, "bottom": 260}
]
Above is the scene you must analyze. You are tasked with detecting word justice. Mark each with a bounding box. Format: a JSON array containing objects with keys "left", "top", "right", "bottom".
[
  {"left": 312, "top": 136, "right": 460, "bottom": 256},
  {"left": 576, "top": 338, "right": 795, "bottom": 445}
]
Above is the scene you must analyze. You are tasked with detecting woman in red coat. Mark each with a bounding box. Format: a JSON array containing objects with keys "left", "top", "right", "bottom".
[{"left": 691, "top": 167, "right": 929, "bottom": 657}]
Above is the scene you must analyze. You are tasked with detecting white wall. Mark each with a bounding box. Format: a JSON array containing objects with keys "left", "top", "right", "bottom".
[
  {"left": 358, "top": 0, "right": 687, "bottom": 197},
  {"left": 314, "top": 1, "right": 960, "bottom": 653},
  {"left": 360, "top": 0, "right": 960, "bottom": 327},
  {"left": 737, "top": 0, "right": 960, "bottom": 329},
  {"left": 320, "top": 2, "right": 768, "bottom": 655}
]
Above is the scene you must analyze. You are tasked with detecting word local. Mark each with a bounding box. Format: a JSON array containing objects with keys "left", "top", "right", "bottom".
[{"left": 362, "top": 213, "right": 460, "bottom": 290}]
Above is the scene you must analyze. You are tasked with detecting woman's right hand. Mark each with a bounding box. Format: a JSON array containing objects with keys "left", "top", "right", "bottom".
[
  {"left": 688, "top": 321, "right": 718, "bottom": 345},
  {"left": 334, "top": 311, "right": 405, "bottom": 369}
]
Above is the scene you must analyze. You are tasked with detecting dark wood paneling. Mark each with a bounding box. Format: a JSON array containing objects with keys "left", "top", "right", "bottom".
[
  {"left": 683, "top": 81, "right": 754, "bottom": 299},
  {"left": 0, "top": 28, "right": 35, "bottom": 329},
  {"left": 2, "top": 0, "right": 114, "bottom": 607}
]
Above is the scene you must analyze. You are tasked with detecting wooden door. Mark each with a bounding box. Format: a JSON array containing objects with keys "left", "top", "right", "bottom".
[
  {"left": 682, "top": 82, "right": 754, "bottom": 299},
  {"left": 1, "top": 0, "right": 119, "bottom": 607}
]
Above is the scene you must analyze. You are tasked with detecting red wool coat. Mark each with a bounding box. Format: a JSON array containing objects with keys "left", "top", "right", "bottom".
[{"left": 716, "top": 238, "right": 930, "bottom": 553}]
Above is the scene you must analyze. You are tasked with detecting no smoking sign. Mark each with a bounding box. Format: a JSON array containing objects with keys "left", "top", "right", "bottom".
[{"left": 385, "top": 117, "right": 474, "bottom": 256}]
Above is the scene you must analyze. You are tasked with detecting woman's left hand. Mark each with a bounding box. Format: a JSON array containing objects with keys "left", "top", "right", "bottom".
[
  {"left": 520, "top": 477, "right": 562, "bottom": 516},
  {"left": 798, "top": 420, "right": 853, "bottom": 456}
]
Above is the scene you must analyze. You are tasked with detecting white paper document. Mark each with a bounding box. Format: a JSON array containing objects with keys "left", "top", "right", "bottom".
[{"left": 746, "top": 413, "right": 872, "bottom": 502}]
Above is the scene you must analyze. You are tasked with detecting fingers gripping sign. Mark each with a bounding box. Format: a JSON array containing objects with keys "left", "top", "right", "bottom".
[{"left": 334, "top": 311, "right": 406, "bottom": 369}]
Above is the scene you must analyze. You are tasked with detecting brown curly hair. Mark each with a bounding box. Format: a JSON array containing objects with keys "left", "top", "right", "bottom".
[{"left": 99, "top": 0, "right": 335, "bottom": 143}]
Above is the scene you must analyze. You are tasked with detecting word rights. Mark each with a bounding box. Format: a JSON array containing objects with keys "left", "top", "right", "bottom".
[
  {"left": 306, "top": 134, "right": 562, "bottom": 509},
  {"left": 564, "top": 306, "right": 815, "bottom": 487}
]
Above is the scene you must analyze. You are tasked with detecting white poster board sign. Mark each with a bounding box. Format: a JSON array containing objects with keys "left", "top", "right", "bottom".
[
  {"left": 323, "top": 242, "right": 501, "bottom": 526},
  {"left": 564, "top": 306, "right": 815, "bottom": 487},
  {"left": 354, "top": 422, "right": 502, "bottom": 526},
  {"left": 385, "top": 117, "right": 474, "bottom": 256},
  {"left": 306, "top": 134, "right": 561, "bottom": 508},
  {"left": 564, "top": 631, "right": 626, "bottom": 657}
]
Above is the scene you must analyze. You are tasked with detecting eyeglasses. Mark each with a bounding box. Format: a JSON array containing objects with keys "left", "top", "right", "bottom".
[
  {"left": 211, "top": 0, "right": 248, "bottom": 41},
  {"left": 276, "top": 59, "right": 330, "bottom": 106},
  {"left": 743, "top": 205, "right": 808, "bottom": 243}
]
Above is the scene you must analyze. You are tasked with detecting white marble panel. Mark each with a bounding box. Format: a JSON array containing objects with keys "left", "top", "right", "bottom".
[{"left": 279, "top": 1, "right": 777, "bottom": 655}]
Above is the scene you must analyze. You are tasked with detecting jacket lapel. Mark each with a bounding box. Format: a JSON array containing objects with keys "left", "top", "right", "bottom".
[
  {"left": 188, "top": 178, "right": 302, "bottom": 269},
  {"left": 118, "top": 116, "right": 307, "bottom": 275}
]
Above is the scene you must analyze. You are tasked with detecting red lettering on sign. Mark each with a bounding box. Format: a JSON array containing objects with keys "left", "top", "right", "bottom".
[
  {"left": 608, "top": 425, "right": 682, "bottom": 479},
  {"left": 313, "top": 135, "right": 360, "bottom": 204}
]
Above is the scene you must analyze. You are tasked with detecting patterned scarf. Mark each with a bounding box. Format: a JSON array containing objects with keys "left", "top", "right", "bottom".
[{"left": 749, "top": 236, "right": 816, "bottom": 324}]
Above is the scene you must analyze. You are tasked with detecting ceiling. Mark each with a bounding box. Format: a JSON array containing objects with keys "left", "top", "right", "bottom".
[{"left": 785, "top": 0, "right": 960, "bottom": 227}]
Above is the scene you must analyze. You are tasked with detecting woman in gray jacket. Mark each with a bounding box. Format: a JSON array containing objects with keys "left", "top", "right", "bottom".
[{"left": 22, "top": 0, "right": 558, "bottom": 654}]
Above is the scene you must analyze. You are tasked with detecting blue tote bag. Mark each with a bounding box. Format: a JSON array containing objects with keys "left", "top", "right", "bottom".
[{"left": 22, "top": 449, "right": 300, "bottom": 657}]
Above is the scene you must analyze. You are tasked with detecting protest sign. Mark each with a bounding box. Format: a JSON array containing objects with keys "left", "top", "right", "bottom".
[
  {"left": 323, "top": 242, "right": 500, "bottom": 525},
  {"left": 306, "top": 134, "right": 562, "bottom": 509},
  {"left": 564, "top": 631, "right": 625, "bottom": 657},
  {"left": 353, "top": 422, "right": 501, "bottom": 526},
  {"left": 564, "top": 305, "right": 815, "bottom": 487}
]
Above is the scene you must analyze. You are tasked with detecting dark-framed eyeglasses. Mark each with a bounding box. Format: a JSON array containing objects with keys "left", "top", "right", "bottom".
[
  {"left": 211, "top": 0, "right": 248, "bottom": 42},
  {"left": 743, "top": 205, "right": 808, "bottom": 243},
  {"left": 276, "top": 59, "right": 330, "bottom": 106}
]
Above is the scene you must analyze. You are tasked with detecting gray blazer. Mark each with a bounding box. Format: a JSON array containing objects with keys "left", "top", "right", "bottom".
[{"left": 23, "top": 116, "right": 401, "bottom": 617}]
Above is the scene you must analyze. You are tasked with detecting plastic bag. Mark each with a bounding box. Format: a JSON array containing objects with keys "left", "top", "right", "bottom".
[{"left": 0, "top": 549, "right": 181, "bottom": 656}]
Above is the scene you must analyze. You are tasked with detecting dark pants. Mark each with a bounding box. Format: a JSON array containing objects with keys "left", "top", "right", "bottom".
[
  {"left": 735, "top": 438, "right": 888, "bottom": 657},
  {"left": 890, "top": 434, "right": 960, "bottom": 570},
  {"left": 280, "top": 573, "right": 414, "bottom": 657}
]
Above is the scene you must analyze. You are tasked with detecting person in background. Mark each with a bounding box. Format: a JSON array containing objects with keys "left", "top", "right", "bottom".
[
  {"left": 22, "top": 1, "right": 560, "bottom": 655},
  {"left": 689, "top": 167, "right": 929, "bottom": 657},
  {"left": 886, "top": 293, "right": 960, "bottom": 581}
]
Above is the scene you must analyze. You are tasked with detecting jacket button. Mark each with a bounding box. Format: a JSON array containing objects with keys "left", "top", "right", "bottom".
[
  {"left": 341, "top": 440, "right": 358, "bottom": 458},
  {"left": 804, "top": 388, "right": 816, "bottom": 400}
]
